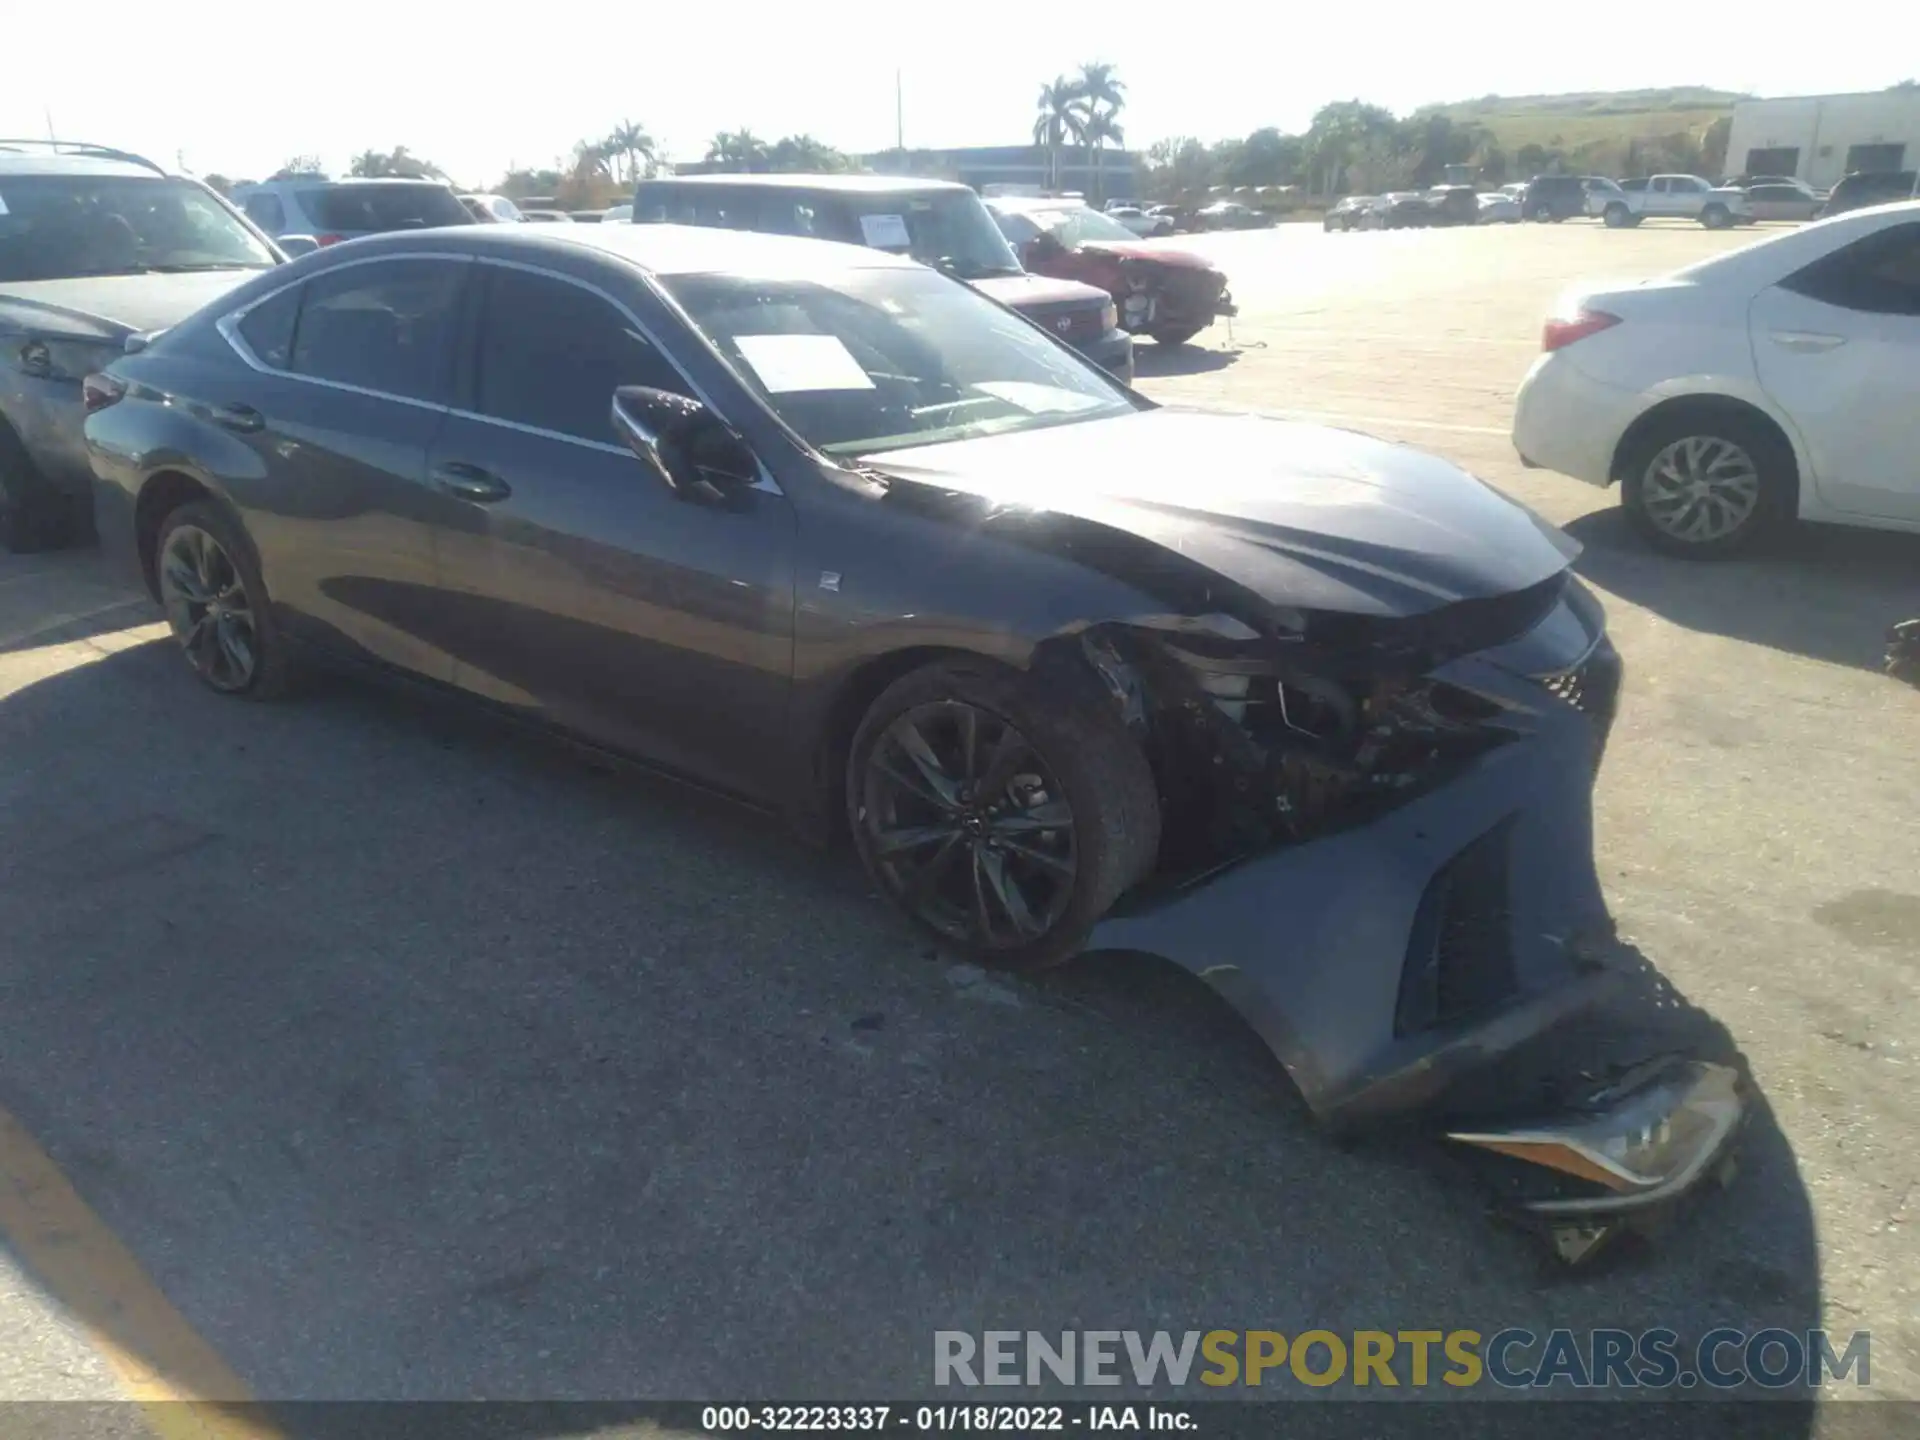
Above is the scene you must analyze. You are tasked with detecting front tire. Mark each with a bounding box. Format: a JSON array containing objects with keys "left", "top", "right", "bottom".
[
  {"left": 1603, "top": 203, "right": 1631, "bottom": 228},
  {"left": 848, "top": 659, "right": 1160, "bottom": 971},
  {"left": 154, "top": 500, "right": 296, "bottom": 698},
  {"left": 1620, "top": 411, "right": 1795, "bottom": 558}
]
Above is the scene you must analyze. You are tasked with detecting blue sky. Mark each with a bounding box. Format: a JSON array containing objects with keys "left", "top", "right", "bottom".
[{"left": 4, "top": 1, "right": 1910, "bottom": 186}]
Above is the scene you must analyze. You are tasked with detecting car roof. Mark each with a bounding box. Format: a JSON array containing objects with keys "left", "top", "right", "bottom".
[
  {"left": 640, "top": 172, "right": 970, "bottom": 196},
  {"left": 986, "top": 196, "right": 1087, "bottom": 212},
  {"left": 1675, "top": 198, "right": 1920, "bottom": 287},
  {"left": 320, "top": 221, "right": 922, "bottom": 278},
  {"left": 0, "top": 152, "right": 169, "bottom": 179},
  {"left": 240, "top": 176, "right": 451, "bottom": 190}
]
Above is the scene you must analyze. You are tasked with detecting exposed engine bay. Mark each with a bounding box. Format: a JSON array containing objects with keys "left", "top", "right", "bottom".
[{"left": 1043, "top": 572, "right": 1581, "bottom": 884}]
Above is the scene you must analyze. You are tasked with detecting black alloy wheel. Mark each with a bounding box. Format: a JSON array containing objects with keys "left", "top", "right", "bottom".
[
  {"left": 863, "top": 700, "right": 1076, "bottom": 948},
  {"left": 849, "top": 661, "right": 1160, "bottom": 970},
  {"left": 154, "top": 501, "right": 294, "bottom": 697}
]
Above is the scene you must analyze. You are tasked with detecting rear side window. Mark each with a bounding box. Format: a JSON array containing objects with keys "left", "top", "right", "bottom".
[
  {"left": 289, "top": 258, "right": 465, "bottom": 403},
  {"left": 1782, "top": 223, "right": 1920, "bottom": 315},
  {"left": 243, "top": 192, "right": 286, "bottom": 233},
  {"left": 471, "top": 265, "right": 689, "bottom": 443},
  {"left": 296, "top": 183, "right": 472, "bottom": 233},
  {"left": 0, "top": 174, "right": 278, "bottom": 282},
  {"left": 236, "top": 285, "right": 301, "bottom": 369}
]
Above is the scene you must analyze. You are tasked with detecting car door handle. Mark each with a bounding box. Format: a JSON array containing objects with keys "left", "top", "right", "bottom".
[
  {"left": 208, "top": 402, "right": 263, "bottom": 433},
  {"left": 430, "top": 462, "right": 512, "bottom": 503},
  {"left": 1769, "top": 330, "right": 1847, "bottom": 353}
]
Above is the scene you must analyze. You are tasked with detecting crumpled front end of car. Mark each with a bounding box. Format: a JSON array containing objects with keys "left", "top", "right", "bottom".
[{"left": 1065, "top": 570, "right": 1743, "bottom": 1258}]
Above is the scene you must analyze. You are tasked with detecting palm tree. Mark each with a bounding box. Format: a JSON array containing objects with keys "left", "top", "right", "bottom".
[
  {"left": 1084, "top": 110, "right": 1125, "bottom": 203},
  {"left": 349, "top": 148, "right": 391, "bottom": 179},
  {"left": 705, "top": 130, "right": 769, "bottom": 173},
  {"left": 571, "top": 139, "right": 612, "bottom": 180},
  {"left": 605, "top": 120, "right": 656, "bottom": 184},
  {"left": 1074, "top": 62, "right": 1126, "bottom": 203},
  {"left": 1031, "top": 77, "right": 1087, "bottom": 190}
]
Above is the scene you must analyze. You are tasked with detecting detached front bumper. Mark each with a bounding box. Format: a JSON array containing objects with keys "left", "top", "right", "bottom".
[{"left": 1087, "top": 614, "right": 1745, "bottom": 1255}]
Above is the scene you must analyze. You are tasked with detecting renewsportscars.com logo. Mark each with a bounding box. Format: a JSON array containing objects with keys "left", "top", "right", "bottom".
[{"left": 933, "top": 1329, "right": 1872, "bottom": 1391}]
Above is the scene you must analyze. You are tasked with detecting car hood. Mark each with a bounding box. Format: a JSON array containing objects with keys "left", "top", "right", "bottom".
[
  {"left": 862, "top": 407, "right": 1578, "bottom": 618},
  {"left": 0, "top": 271, "right": 261, "bottom": 343},
  {"left": 969, "top": 272, "right": 1111, "bottom": 312},
  {"left": 1078, "top": 239, "right": 1218, "bottom": 271}
]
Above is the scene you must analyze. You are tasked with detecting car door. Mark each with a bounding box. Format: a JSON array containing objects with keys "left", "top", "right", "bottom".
[
  {"left": 425, "top": 260, "right": 797, "bottom": 798},
  {"left": 217, "top": 253, "right": 471, "bottom": 680},
  {"left": 1749, "top": 220, "right": 1920, "bottom": 521}
]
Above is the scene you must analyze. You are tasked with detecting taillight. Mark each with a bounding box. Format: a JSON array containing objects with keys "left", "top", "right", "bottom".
[
  {"left": 1543, "top": 309, "right": 1620, "bottom": 352},
  {"left": 82, "top": 372, "right": 126, "bottom": 412},
  {"left": 316, "top": 233, "right": 346, "bottom": 247}
]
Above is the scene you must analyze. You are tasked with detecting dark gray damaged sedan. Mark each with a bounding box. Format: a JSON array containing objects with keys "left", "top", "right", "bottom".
[{"left": 83, "top": 223, "right": 1744, "bottom": 1259}]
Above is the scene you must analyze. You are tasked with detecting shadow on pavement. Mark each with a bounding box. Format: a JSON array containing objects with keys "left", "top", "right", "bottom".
[
  {"left": 1564, "top": 509, "right": 1920, "bottom": 672},
  {"left": 0, "top": 634, "right": 1820, "bottom": 1421},
  {"left": 1132, "top": 342, "right": 1242, "bottom": 378}
]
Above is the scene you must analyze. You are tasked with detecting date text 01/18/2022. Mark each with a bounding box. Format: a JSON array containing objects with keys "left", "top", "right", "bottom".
[{"left": 700, "top": 1406, "right": 1196, "bottom": 1431}]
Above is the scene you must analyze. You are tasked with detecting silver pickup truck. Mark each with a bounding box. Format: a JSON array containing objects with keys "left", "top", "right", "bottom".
[{"left": 1585, "top": 174, "right": 1752, "bottom": 229}]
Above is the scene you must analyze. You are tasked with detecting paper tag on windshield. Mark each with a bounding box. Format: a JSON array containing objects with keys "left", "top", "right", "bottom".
[
  {"left": 733, "top": 334, "right": 875, "bottom": 394},
  {"left": 0, "top": 193, "right": 10, "bottom": 216},
  {"left": 857, "top": 213, "right": 911, "bottom": 250}
]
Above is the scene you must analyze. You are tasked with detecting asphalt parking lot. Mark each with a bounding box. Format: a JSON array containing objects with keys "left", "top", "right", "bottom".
[{"left": 0, "top": 219, "right": 1916, "bottom": 1419}]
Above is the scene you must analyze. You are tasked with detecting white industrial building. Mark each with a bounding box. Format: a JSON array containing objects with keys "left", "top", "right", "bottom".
[{"left": 1726, "top": 90, "right": 1920, "bottom": 187}]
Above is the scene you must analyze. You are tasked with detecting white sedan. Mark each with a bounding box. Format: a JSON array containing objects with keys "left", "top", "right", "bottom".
[
  {"left": 1512, "top": 201, "right": 1920, "bottom": 556},
  {"left": 1477, "top": 192, "right": 1522, "bottom": 224}
]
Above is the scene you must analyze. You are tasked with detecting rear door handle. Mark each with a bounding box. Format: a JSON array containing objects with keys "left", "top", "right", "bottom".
[
  {"left": 430, "top": 462, "right": 512, "bottom": 503},
  {"left": 1769, "top": 330, "right": 1847, "bottom": 353},
  {"left": 208, "top": 402, "right": 263, "bottom": 433}
]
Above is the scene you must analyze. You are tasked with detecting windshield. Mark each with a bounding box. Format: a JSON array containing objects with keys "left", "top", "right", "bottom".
[
  {"left": 1018, "top": 205, "right": 1140, "bottom": 247},
  {"left": 663, "top": 266, "right": 1135, "bottom": 457},
  {"left": 296, "top": 182, "right": 473, "bottom": 232},
  {"left": 822, "top": 192, "right": 1022, "bottom": 281},
  {"left": 0, "top": 174, "right": 277, "bottom": 281}
]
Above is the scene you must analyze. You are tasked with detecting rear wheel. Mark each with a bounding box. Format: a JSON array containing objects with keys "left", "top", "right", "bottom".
[
  {"left": 1603, "top": 202, "right": 1631, "bottom": 228},
  {"left": 1620, "top": 410, "right": 1795, "bottom": 558},
  {"left": 154, "top": 500, "right": 296, "bottom": 698},
  {"left": 848, "top": 659, "right": 1160, "bottom": 971},
  {"left": 1149, "top": 325, "right": 1204, "bottom": 346},
  {"left": 1701, "top": 204, "right": 1733, "bottom": 230},
  {"left": 1530, "top": 205, "right": 1554, "bottom": 223}
]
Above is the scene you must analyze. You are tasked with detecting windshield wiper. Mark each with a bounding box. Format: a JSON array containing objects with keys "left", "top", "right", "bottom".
[{"left": 141, "top": 263, "right": 269, "bottom": 273}]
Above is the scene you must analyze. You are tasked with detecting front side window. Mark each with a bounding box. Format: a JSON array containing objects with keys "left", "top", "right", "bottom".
[
  {"left": 243, "top": 192, "right": 286, "bottom": 234},
  {"left": 473, "top": 266, "right": 688, "bottom": 443},
  {"left": 0, "top": 174, "right": 278, "bottom": 282},
  {"left": 1016, "top": 205, "right": 1141, "bottom": 248},
  {"left": 1782, "top": 224, "right": 1920, "bottom": 316},
  {"left": 663, "top": 265, "right": 1135, "bottom": 457},
  {"left": 288, "top": 258, "right": 465, "bottom": 403}
]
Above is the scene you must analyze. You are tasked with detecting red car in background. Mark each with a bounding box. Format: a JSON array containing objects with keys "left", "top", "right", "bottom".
[{"left": 987, "top": 198, "right": 1236, "bottom": 347}]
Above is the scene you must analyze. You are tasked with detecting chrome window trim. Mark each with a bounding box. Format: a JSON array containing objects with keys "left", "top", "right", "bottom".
[
  {"left": 215, "top": 251, "right": 473, "bottom": 415},
  {"left": 472, "top": 256, "right": 783, "bottom": 495}
]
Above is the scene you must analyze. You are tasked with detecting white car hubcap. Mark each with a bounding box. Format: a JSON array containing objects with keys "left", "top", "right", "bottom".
[{"left": 1640, "top": 436, "right": 1761, "bottom": 543}]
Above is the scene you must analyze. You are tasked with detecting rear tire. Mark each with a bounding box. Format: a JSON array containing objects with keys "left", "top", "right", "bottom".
[
  {"left": 847, "top": 658, "right": 1160, "bottom": 971},
  {"left": 153, "top": 500, "right": 298, "bottom": 698},
  {"left": 1701, "top": 204, "right": 1733, "bottom": 230},
  {"left": 1530, "top": 205, "right": 1554, "bottom": 223},
  {"left": 1619, "top": 409, "right": 1796, "bottom": 558},
  {"left": 1149, "top": 326, "right": 1204, "bottom": 347},
  {"left": 1603, "top": 203, "right": 1631, "bottom": 228}
]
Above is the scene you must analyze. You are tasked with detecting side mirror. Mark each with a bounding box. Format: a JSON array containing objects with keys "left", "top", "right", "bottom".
[
  {"left": 611, "top": 386, "right": 758, "bottom": 501},
  {"left": 277, "top": 234, "right": 320, "bottom": 258}
]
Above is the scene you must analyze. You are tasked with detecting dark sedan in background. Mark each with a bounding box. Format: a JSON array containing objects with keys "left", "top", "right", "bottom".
[
  {"left": 0, "top": 140, "right": 281, "bottom": 550},
  {"left": 82, "top": 222, "right": 1742, "bottom": 1262}
]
